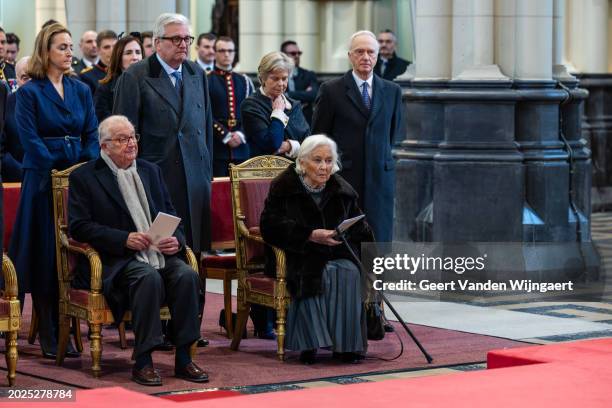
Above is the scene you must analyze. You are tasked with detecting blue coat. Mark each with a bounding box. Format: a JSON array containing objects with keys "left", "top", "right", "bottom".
[
  {"left": 9, "top": 76, "right": 99, "bottom": 294},
  {"left": 312, "top": 71, "right": 403, "bottom": 243}
]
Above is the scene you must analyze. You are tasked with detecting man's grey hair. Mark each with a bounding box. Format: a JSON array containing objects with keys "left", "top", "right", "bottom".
[
  {"left": 98, "top": 115, "right": 134, "bottom": 145},
  {"left": 153, "top": 13, "right": 190, "bottom": 40},
  {"left": 348, "top": 30, "right": 379, "bottom": 53},
  {"left": 295, "top": 134, "right": 341, "bottom": 175}
]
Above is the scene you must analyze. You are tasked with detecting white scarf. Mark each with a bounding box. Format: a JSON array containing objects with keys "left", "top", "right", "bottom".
[{"left": 101, "top": 151, "right": 165, "bottom": 269}]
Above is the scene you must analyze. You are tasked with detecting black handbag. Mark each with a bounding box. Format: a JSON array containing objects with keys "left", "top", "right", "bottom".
[{"left": 365, "top": 301, "right": 385, "bottom": 341}]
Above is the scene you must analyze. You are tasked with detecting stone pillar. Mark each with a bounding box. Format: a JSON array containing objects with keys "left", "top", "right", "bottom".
[
  {"left": 35, "top": 0, "right": 67, "bottom": 28},
  {"left": 395, "top": 0, "right": 597, "bottom": 279},
  {"left": 414, "top": 0, "right": 451, "bottom": 80},
  {"left": 238, "top": 0, "right": 284, "bottom": 73},
  {"left": 566, "top": 0, "right": 612, "bottom": 210},
  {"left": 126, "top": 0, "right": 177, "bottom": 32},
  {"left": 282, "top": 0, "right": 319, "bottom": 71},
  {"left": 66, "top": 0, "right": 97, "bottom": 59},
  {"left": 96, "top": 0, "right": 127, "bottom": 33}
]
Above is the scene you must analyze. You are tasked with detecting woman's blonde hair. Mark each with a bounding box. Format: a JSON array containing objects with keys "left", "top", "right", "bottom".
[
  {"left": 257, "top": 51, "right": 294, "bottom": 84},
  {"left": 28, "top": 22, "right": 72, "bottom": 80}
]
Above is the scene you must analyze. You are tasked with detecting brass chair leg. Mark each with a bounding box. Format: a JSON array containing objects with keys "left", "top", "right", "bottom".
[
  {"left": 223, "top": 277, "right": 233, "bottom": 339},
  {"left": 56, "top": 315, "right": 71, "bottom": 366},
  {"left": 90, "top": 323, "right": 102, "bottom": 378},
  {"left": 230, "top": 303, "right": 250, "bottom": 350},
  {"left": 118, "top": 321, "right": 128, "bottom": 349},
  {"left": 276, "top": 304, "right": 286, "bottom": 361},
  {"left": 27, "top": 307, "right": 38, "bottom": 345},
  {"left": 5, "top": 330, "right": 17, "bottom": 386},
  {"left": 72, "top": 317, "right": 83, "bottom": 352}
]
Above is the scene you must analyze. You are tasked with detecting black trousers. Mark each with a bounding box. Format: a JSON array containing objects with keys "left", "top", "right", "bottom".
[{"left": 113, "top": 257, "right": 200, "bottom": 359}]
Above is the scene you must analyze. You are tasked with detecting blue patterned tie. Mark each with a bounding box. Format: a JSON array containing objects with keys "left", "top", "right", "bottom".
[
  {"left": 171, "top": 71, "right": 182, "bottom": 95},
  {"left": 361, "top": 82, "right": 371, "bottom": 110}
]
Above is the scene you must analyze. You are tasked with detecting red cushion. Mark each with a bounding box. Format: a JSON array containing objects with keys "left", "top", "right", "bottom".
[
  {"left": 3, "top": 183, "right": 21, "bottom": 251},
  {"left": 239, "top": 180, "right": 271, "bottom": 229},
  {"left": 247, "top": 272, "right": 274, "bottom": 295},
  {"left": 0, "top": 298, "right": 9, "bottom": 316},
  {"left": 211, "top": 178, "right": 235, "bottom": 243},
  {"left": 201, "top": 254, "right": 237, "bottom": 269},
  {"left": 239, "top": 180, "right": 270, "bottom": 263}
]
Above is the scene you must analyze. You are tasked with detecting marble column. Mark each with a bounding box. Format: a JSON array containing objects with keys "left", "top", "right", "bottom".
[
  {"left": 126, "top": 0, "right": 177, "bottom": 33},
  {"left": 95, "top": 0, "right": 127, "bottom": 34},
  {"left": 65, "top": 0, "right": 97, "bottom": 59}
]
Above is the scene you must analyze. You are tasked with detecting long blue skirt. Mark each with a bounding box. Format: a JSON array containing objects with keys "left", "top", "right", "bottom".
[{"left": 285, "top": 258, "right": 367, "bottom": 353}]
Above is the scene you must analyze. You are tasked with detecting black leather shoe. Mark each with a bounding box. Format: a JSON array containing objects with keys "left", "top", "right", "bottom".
[
  {"left": 41, "top": 348, "right": 57, "bottom": 360},
  {"left": 196, "top": 338, "right": 209, "bottom": 347},
  {"left": 65, "top": 342, "right": 81, "bottom": 358},
  {"left": 132, "top": 365, "right": 162, "bottom": 386},
  {"left": 175, "top": 361, "right": 209, "bottom": 383},
  {"left": 299, "top": 349, "right": 317, "bottom": 365},
  {"left": 384, "top": 322, "right": 395, "bottom": 332},
  {"left": 153, "top": 337, "right": 174, "bottom": 351},
  {"left": 333, "top": 352, "right": 363, "bottom": 364}
]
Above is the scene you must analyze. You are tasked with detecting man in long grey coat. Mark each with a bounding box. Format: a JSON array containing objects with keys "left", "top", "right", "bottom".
[
  {"left": 114, "top": 13, "right": 213, "bottom": 255},
  {"left": 312, "top": 30, "right": 403, "bottom": 243}
]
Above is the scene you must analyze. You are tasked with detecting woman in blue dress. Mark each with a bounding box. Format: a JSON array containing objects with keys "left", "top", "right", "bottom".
[{"left": 9, "top": 23, "right": 99, "bottom": 359}]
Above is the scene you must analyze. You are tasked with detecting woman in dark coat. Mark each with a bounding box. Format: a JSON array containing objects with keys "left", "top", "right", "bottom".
[
  {"left": 94, "top": 35, "right": 143, "bottom": 122},
  {"left": 260, "top": 134, "right": 374, "bottom": 364},
  {"left": 241, "top": 51, "right": 310, "bottom": 158},
  {"left": 9, "top": 23, "right": 99, "bottom": 358}
]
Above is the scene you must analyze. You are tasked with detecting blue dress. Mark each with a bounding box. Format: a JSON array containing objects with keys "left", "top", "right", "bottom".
[{"left": 9, "top": 76, "right": 99, "bottom": 294}]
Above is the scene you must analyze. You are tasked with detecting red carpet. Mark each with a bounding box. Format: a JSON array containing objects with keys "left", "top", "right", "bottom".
[
  {"left": 0, "top": 292, "right": 526, "bottom": 394},
  {"left": 11, "top": 339, "right": 612, "bottom": 407}
]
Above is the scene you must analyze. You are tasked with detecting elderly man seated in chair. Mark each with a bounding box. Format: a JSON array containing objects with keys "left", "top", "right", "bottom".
[{"left": 68, "top": 115, "right": 208, "bottom": 386}]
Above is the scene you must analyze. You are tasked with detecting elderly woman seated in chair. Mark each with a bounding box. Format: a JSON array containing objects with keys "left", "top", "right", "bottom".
[
  {"left": 68, "top": 115, "right": 208, "bottom": 386},
  {"left": 260, "top": 134, "right": 374, "bottom": 364}
]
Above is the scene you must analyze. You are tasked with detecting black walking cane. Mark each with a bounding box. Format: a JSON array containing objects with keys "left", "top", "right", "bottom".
[{"left": 335, "top": 227, "right": 433, "bottom": 364}]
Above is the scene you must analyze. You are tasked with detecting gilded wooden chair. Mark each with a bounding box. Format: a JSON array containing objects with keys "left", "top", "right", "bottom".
[
  {"left": 52, "top": 163, "right": 199, "bottom": 377},
  {"left": 0, "top": 254, "right": 20, "bottom": 386},
  {"left": 228, "top": 156, "right": 292, "bottom": 360}
]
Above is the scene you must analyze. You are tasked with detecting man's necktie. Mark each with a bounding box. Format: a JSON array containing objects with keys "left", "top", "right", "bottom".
[
  {"left": 361, "top": 82, "right": 371, "bottom": 110},
  {"left": 171, "top": 71, "right": 183, "bottom": 95},
  {"left": 381, "top": 60, "right": 388, "bottom": 77}
]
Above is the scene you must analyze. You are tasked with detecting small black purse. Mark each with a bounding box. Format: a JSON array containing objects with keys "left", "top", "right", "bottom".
[{"left": 365, "top": 300, "right": 385, "bottom": 341}]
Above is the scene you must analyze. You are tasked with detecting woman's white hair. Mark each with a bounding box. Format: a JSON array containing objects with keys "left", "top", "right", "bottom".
[
  {"left": 153, "top": 13, "right": 190, "bottom": 40},
  {"left": 257, "top": 51, "right": 294, "bottom": 84},
  {"left": 295, "top": 134, "right": 341, "bottom": 175},
  {"left": 98, "top": 115, "right": 134, "bottom": 145}
]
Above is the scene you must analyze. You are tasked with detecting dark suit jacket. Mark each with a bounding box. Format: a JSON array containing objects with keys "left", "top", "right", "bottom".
[
  {"left": 312, "top": 71, "right": 403, "bottom": 242},
  {"left": 374, "top": 54, "right": 410, "bottom": 81},
  {"left": 113, "top": 54, "right": 214, "bottom": 252},
  {"left": 287, "top": 67, "right": 319, "bottom": 124},
  {"left": 94, "top": 76, "right": 117, "bottom": 123},
  {"left": 79, "top": 63, "right": 106, "bottom": 96},
  {"left": 69, "top": 158, "right": 187, "bottom": 322}
]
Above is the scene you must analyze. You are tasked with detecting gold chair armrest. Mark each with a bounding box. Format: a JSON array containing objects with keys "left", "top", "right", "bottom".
[
  {"left": 60, "top": 232, "right": 104, "bottom": 293},
  {"left": 237, "top": 219, "right": 265, "bottom": 244},
  {"left": 2, "top": 254, "right": 18, "bottom": 299},
  {"left": 270, "top": 246, "right": 287, "bottom": 279},
  {"left": 185, "top": 246, "right": 198, "bottom": 273}
]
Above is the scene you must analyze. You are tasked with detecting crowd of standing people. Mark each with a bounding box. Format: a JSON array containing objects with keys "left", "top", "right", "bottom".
[{"left": 0, "top": 12, "right": 408, "bottom": 384}]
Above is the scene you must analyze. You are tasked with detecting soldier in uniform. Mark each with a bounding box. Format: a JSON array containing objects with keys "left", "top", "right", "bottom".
[
  {"left": 208, "top": 36, "right": 253, "bottom": 176},
  {"left": 0, "top": 28, "right": 16, "bottom": 87},
  {"left": 72, "top": 30, "right": 99, "bottom": 74},
  {"left": 79, "top": 30, "right": 117, "bottom": 95}
]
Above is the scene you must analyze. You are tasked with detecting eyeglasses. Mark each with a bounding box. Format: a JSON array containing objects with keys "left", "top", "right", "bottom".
[
  {"left": 216, "top": 48, "right": 235, "bottom": 54},
  {"left": 286, "top": 51, "right": 302, "bottom": 56},
  {"left": 108, "top": 134, "right": 140, "bottom": 146},
  {"left": 160, "top": 36, "right": 195, "bottom": 46}
]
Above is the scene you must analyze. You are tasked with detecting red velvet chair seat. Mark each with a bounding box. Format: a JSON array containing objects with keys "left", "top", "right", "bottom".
[
  {"left": 201, "top": 255, "right": 237, "bottom": 269},
  {"left": 247, "top": 272, "right": 275, "bottom": 295}
]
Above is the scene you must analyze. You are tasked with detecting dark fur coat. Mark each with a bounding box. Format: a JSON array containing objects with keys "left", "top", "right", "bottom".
[{"left": 260, "top": 165, "right": 374, "bottom": 299}]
